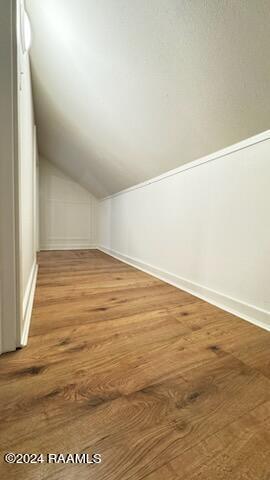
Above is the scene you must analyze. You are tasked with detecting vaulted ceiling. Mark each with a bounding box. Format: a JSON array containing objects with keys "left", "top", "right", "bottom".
[{"left": 26, "top": 0, "right": 270, "bottom": 198}]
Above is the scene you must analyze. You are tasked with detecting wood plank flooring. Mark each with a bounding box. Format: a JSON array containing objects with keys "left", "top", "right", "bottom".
[{"left": 0, "top": 249, "right": 269, "bottom": 480}]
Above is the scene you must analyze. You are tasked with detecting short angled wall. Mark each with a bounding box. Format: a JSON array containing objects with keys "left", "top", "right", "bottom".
[
  {"left": 39, "top": 158, "right": 98, "bottom": 250},
  {"left": 98, "top": 131, "right": 270, "bottom": 331}
]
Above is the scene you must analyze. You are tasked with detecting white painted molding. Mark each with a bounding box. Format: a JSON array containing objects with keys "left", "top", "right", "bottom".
[
  {"left": 0, "top": 0, "right": 20, "bottom": 354},
  {"left": 20, "top": 262, "right": 38, "bottom": 347},
  {"left": 98, "top": 246, "right": 270, "bottom": 332},
  {"left": 39, "top": 158, "right": 98, "bottom": 252},
  {"left": 101, "top": 130, "right": 270, "bottom": 201},
  {"left": 40, "top": 244, "right": 97, "bottom": 251}
]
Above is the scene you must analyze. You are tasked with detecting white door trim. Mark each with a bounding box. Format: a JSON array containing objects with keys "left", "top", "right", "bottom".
[{"left": 0, "top": 0, "right": 21, "bottom": 354}]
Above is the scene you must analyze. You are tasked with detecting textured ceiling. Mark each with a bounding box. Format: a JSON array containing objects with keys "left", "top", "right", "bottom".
[{"left": 26, "top": 0, "right": 270, "bottom": 198}]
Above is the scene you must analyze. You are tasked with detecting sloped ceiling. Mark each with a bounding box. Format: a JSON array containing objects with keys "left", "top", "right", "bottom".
[{"left": 26, "top": 0, "right": 270, "bottom": 198}]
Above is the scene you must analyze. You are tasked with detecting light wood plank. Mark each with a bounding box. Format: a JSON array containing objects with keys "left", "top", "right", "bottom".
[{"left": 0, "top": 250, "right": 269, "bottom": 480}]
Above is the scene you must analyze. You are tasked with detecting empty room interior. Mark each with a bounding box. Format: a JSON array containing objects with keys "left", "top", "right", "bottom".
[{"left": 1, "top": 0, "right": 270, "bottom": 478}]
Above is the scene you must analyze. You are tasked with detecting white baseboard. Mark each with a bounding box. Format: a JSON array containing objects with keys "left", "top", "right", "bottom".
[
  {"left": 98, "top": 246, "right": 270, "bottom": 332},
  {"left": 20, "top": 262, "right": 38, "bottom": 347},
  {"left": 40, "top": 244, "right": 97, "bottom": 251}
]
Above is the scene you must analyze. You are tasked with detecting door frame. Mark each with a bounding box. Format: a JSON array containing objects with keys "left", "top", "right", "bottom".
[{"left": 0, "top": 0, "right": 21, "bottom": 354}]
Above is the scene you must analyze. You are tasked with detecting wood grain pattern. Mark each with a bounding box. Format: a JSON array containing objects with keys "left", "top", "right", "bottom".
[{"left": 0, "top": 249, "right": 269, "bottom": 479}]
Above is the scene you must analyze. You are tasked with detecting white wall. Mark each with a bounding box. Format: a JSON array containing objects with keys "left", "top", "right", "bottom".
[
  {"left": 39, "top": 158, "right": 98, "bottom": 250},
  {"left": 98, "top": 132, "right": 270, "bottom": 330},
  {"left": 17, "top": 0, "right": 38, "bottom": 345}
]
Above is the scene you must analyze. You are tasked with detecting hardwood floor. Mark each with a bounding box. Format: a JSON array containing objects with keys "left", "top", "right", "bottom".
[{"left": 0, "top": 249, "right": 269, "bottom": 480}]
